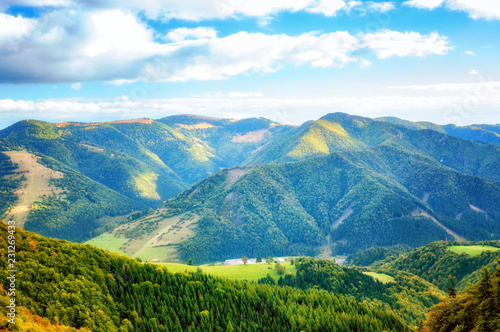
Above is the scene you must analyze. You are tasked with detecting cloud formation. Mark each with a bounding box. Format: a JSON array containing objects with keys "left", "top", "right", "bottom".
[
  {"left": 404, "top": 0, "right": 500, "bottom": 20},
  {"left": 2, "top": 88, "right": 500, "bottom": 128},
  {"left": 361, "top": 30, "right": 452, "bottom": 59},
  {"left": 0, "top": 9, "right": 451, "bottom": 84}
]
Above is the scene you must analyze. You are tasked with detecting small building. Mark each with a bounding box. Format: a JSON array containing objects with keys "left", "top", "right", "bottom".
[{"left": 276, "top": 258, "right": 285, "bottom": 263}]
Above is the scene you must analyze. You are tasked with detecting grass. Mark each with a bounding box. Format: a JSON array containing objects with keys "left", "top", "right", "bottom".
[
  {"left": 85, "top": 211, "right": 199, "bottom": 262},
  {"left": 132, "top": 246, "right": 178, "bottom": 262},
  {"left": 156, "top": 261, "right": 297, "bottom": 282},
  {"left": 85, "top": 233, "right": 128, "bottom": 256},
  {"left": 3, "top": 151, "right": 64, "bottom": 227},
  {"left": 447, "top": 245, "right": 500, "bottom": 257},
  {"left": 363, "top": 271, "right": 395, "bottom": 284}
]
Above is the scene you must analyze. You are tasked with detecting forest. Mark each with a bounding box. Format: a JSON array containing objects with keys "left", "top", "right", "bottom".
[{"left": 0, "top": 224, "right": 408, "bottom": 331}]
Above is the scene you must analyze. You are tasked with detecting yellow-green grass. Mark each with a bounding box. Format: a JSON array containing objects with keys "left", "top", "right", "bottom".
[
  {"left": 362, "top": 272, "right": 395, "bottom": 284},
  {"left": 3, "top": 151, "right": 64, "bottom": 227},
  {"left": 84, "top": 211, "right": 199, "bottom": 262},
  {"left": 132, "top": 246, "right": 178, "bottom": 262},
  {"left": 447, "top": 245, "right": 500, "bottom": 257},
  {"left": 156, "top": 261, "right": 297, "bottom": 282},
  {"left": 85, "top": 233, "right": 128, "bottom": 256}
]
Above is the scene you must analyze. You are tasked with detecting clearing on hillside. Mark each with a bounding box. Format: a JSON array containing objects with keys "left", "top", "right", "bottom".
[
  {"left": 156, "top": 261, "right": 297, "bottom": 282},
  {"left": 3, "top": 151, "right": 64, "bottom": 228},
  {"left": 447, "top": 245, "right": 500, "bottom": 257},
  {"left": 85, "top": 210, "right": 199, "bottom": 262},
  {"left": 362, "top": 271, "right": 395, "bottom": 284}
]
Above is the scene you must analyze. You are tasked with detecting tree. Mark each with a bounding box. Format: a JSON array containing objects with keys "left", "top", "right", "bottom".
[
  {"left": 290, "top": 258, "right": 294, "bottom": 265},
  {"left": 447, "top": 275, "right": 456, "bottom": 297},
  {"left": 266, "top": 257, "right": 273, "bottom": 265},
  {"left": 242, "top": 256, "right": 248, "bottom": 265},
  {"left": 187, "top": 258, "right": 194, "bottom": 266},
  {"left": 275, "top": 263, "right": 286, "bottom": 275},
  {"left": 256, "top": 257, "right": 262, "bottom": 263},
  {"left": 197, "top": 267, "right": 203, "bottom": 274}
]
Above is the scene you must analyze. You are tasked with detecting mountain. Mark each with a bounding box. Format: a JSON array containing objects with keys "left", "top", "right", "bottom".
[
  {"left": 85, "top": 113, "right": 500, "bottom": 263},
  {"left": 3, "top": 112, "right": 500, "bottom": 253},
  {"left": 378, "top": 116, "right": 500, "bottom": 145},
  {"left": 0, "top": 116, "right": 289, "bottom": 241},
  {"left": 0, "top": 223, "right": 409, "bottom": 332}
]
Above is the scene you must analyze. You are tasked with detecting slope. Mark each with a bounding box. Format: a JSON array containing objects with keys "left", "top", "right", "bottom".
[
  {"left": 149, "top": 142, "right": 500, "bottom": 263},
  {"left": 247, "top": 113, "right": 500, "bottom": 184},
  {"left": 379, "top": 241, "right": 500, "bottom": 291},
  {"left": 0, "top": 223, "right": 409, "bottom": 332},
  {"left": 378, "top": 116, "right": 500, "bottom": 145}
]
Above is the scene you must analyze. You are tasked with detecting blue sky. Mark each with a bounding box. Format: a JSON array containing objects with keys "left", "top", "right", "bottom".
[{"left": 0, "top": 0, "right": 499, "bottom": 129}]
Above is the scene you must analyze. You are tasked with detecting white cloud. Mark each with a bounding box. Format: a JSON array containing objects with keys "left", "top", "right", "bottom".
[
  {"left": 447, "top": 0, "right": 500, "bottom": 20},
  {"left": 469, "top": 69, "right": 478, "bottom": 75},
  {"left": 387, "top": 81, "right": 500, "bottom": 91},
  {"left": 0, "top": 13, "right": 36, "bottom": 41},
  {"left": 306, "top": 0, "right": 347, "bottom": 16},
  {"left": 71, "top": 82, "right": 82, "bottom": 90},
  {"left": 359, "top": 58, "right": 372, "bottom": 68},
  {"left": 404, "top": 0, "right": 500, "bottom": 20},
  {"left": 0, "top": 9, "right": 452, "bottom": 84},
  {"left": 164, "top": 27, "right": 217, "bottom": 42},
  {"left": 2, "top": 89, "right": 500, "bottom": 128},
  {"left": 366, "top": 1, "right": 395, "bottom": 12},
  {"left": 403, "top": 0, "right": 445, "bottom": 9},
  {"left": 464, "top": 50, "right": 475, "bottom": 56},
  {"left": 227, "top": 91, "right": 264, "bottom": 98},
  {"left": 362, "top": 30, "right": 452, "bottom": 59}
]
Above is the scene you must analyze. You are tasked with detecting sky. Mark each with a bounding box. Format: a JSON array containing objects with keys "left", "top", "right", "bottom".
[{"left": 0, "top": 0, "right": 499, "bottom": 129}]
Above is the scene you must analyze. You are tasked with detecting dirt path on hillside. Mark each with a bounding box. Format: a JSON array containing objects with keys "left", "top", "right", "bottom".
[
  {"left": 412, "top": 208, "right": 466, "bottom": 242},
  {"left": 3, "top": 151, "right": 63, "bottom": 228}
]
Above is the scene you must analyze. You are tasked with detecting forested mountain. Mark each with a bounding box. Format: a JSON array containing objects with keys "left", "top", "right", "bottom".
[
  {"left": 378, "top": 116, "right": 500, "bottom": 145},
  {"left": 2, "top": 112, "right": 500, "bottom": 258},
  {"left": 0, "top": 116, "right": 288, "bottom": 241},
  {"left": 156, "top": 142, "right": 500, "bottom": 262},
  {"left": 0, "top": 223, "right": 409, "bottom": 332},
  {"left": 379, "top": 241, "right": 500, "bottom": 291}
]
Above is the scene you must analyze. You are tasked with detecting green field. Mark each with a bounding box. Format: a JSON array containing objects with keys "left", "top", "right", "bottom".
[
  {"left": 132, "top": 246, "right": 178, "bottom": 262},
  {"left": 85, "top": 233, "right": 128, "bottom": 255},
  {"left": 156, "top": 261, "right": 297, "bottom": 282},
  {"left": 362, "top": 271, "right": 395, "bottom": 284},
  {"left": 447, "top": 245, "right": 500, "bottom": 257}
]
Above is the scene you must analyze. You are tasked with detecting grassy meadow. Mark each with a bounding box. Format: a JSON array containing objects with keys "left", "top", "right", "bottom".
[
  {"left": 447, "top": 245, "right": 500, "bottom": 257},
  {"left": 156, "top": 261, "right": 297, "bottom": 282}
]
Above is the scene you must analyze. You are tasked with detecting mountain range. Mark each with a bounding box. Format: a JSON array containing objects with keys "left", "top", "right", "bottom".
[{"left": 1, "top": 112, "right": 499, "bottom": 262}]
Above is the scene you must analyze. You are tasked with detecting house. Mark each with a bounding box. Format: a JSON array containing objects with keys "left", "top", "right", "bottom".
[{"left": 276, "top": 258, "right": 285, "bottom": 263}]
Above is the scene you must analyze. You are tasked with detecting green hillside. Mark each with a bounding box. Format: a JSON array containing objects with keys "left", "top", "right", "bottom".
[
  {"left": 248, "top": 113, "right": 500, "bottom": 184},
  {"left": 0, "top": 223, "right": 409, "bottom": 332},
  {"left": 379, "top": 241, "right": 500, "bottom": 291},
  {"left": 379, "top": 116, "right": 500, "bottom": 145},
  {"left": 271, "top": 257, "right": 444, "bottom": 326},
  {"left": 149, "top": 140, "right": 500, "bottom": 263},
  {"left": 0, "top": 116, "right": 289, "bottom": 242}
]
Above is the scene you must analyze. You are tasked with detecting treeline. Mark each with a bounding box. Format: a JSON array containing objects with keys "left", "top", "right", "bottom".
[
  {"left": 347, "top": 244, "right": 412, "bottom": 267},
  {"left": 260, "top": 257, "right": 443, "bottom": 326},
  {"left": 380, "top": 241, "right": 500, "bottom": 291},
  {"left": 0, "top": 224, "right": 408, "bottom": 331},
  {"left": 0, "top": 152, "right": 22, "bottom": 216},
  {"left": 421, "top": 261, "right": 500, "bottom": 331}
]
